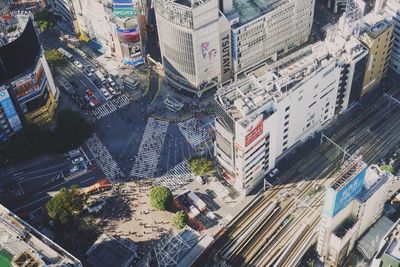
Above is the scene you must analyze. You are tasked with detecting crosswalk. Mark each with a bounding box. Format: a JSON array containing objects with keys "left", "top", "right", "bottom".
[
  {"left": 178, "top": 118, "right": 211, "bottom": 149},
  {"left": 154, "top": 159, "right": 194, "bottom": 192},
  {"left": 85, "top": 134, "right": 124, "bottom": 183},
  {"left": 92, "top": 94, "right": 131, "bottom": 120},
  {"left": 130, "top": 118, "right": 169, "bottom": 179}
]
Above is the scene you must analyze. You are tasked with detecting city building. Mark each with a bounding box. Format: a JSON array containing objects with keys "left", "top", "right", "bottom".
[
  {"left": 0, "top": 204, "right": 82, "bottom": 266},
  {"left": 72, "top": 0, "right": 144, "bottom": 64},
  {"left": 372, "top": 219, "right": 400, "bottom": 267},
  {"left": 384, "top": 0, "right": 400, "bottom": 75},
  {"left": 358, "top": 15, "right": 393, "bottom": 96},
  {"left": 317, "top": 162, "right": 399, "bottom": 266},
  {"left": 50, "top": 0, "right": 75, "bottom": 28},
  {"left": 154, "top": 0, "right": 222, "bottom": 95},
  {"left": 213, "top": 24, "right": 369, "bottom": 195},
  {"left": 0, "top": 15, "right": 58, "bottom": 141},
  {"left": 226, "top": 0, "right": 315, "bottom": 77}
]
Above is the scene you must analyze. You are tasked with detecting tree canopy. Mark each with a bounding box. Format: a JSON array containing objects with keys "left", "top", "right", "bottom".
[
  {"left": 54, "top": 109, "right": 93, "bottom": 151},
  {"left": 34, "top": 10, "right": 58, "bottom": 31},
  {"left": 189, "top": 156, "right": 214, "bottom": 176},
  {"left": 46, "top": 185, "right": 88, "bottom": 224},
  {"left": 149, "top": 186, "right": 173, "bottom": 211},
  {"left": 173, "top": 211, "right": 189, "bottom": 230},
  {"left": 45, "top": 49, "right": 66, "bottom": 67}
]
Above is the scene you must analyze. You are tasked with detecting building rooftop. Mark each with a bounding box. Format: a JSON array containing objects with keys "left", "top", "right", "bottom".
[
  {"left": 151, "top": 226, "right": 213, "bottom": 267},
  {"left": 330, "top": 156, "right": 367, "bottom": 191},
  {"left": 230, "top": 0, "right": 286, "bottom": 28},
  {"left": 357, "top": 165, "right": 392, "bottom": 203},
  {"left": 86, "top": 234, "right": 138, "bottom": 267},
  {"left": 0, "top": 204, "right": 82, "bottom": 266},
  {"left": 215, "top": 41, "right": 334, "bottom": 128},
  {"left": 334, "top": 217, "right": 358, "bottom": 239}
]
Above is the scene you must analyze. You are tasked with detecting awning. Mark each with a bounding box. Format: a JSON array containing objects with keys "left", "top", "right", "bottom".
[{"left": 87, "top": 40, "right": 107, "bottom": 54}]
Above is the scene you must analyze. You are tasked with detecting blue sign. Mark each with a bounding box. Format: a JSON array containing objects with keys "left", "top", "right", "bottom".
[
  {"left": 323, "top": 166, "right": 367, "bottom": 217},
  {"left": 116, "top": 27, "right": 137, "bottom": 33},
  {"left": 0, "top": 88, "right": 22, "bottom": 132},
  {"left": 124, "top": 57, "right": 144, "bottom": 67},
  {"left": 231, "top": 32, "right": 238, "bottom": 60}
]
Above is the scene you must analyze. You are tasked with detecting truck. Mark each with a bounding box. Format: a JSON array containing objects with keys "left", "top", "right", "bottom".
[
  {"left": 80, "top": 178, "right": 112, "bottom": 195},
  {"left": 189, "top": 205, "right": 200, "bottom": 217},
  {"left": 95, "top": 70, "right": 106, "bottom": 83},
  {"left": 187, "top": 191, "right": 207, "bottom": 212}
]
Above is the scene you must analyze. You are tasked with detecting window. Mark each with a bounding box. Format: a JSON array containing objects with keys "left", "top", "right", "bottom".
[
  {"left": 283, "top": 134, "right": 288, "bottom": 140},
  {"left": 284, "top": 128, "right": 288, "bottom": 133},
  {"left": 285, "top": 114, "right": 290, "bottom": 120},
  {"left": 283, "top": 140, "right": 288, "bottom": 146},
  {"left": 284, "top": 121, "right": 289, "bottom": 126},
  {"left": 285, "top": 106, "right": 290, "bottom": 112}
]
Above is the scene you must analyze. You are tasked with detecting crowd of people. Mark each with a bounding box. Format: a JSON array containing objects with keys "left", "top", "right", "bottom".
[
  {"left": 178, "top": 118, "right": 211, "bottom": 149},
  {"left": 130, "top": 118, "right": 169, "bottom": 178}
]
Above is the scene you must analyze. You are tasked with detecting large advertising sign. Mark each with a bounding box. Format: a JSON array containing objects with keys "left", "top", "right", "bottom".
[
  {"left": 113, "top": 0, "right": 136, "bottom": 17},
  {"left": 231, "top": 31, "right": 238, "bottom": 60},
  {"left": 219, "top": 31, "right": 231, "bottom": 83},
  {"left": 117, "top": 27, "right": 140, "bottom": 43},
  {"left": 0, "top": 87, "right": 22, "bottom": 132},
  {"left": 323, "top": 166, "right": 367, "bottom": 217},
  {"left": 245, "top": 120, "right": 263, "bottom": 147}
]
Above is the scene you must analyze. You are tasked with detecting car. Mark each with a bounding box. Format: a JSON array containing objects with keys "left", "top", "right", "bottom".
[
  {"left": 85, "top": 65, "right": 95, "bottom": 73},
  {"left": 67, "top": 149, "right": 81, "bottom": 158},
  {"left": 108, "top": 87, "right": 117, "bottom": 95},
  {"left": 268, "top": 168, "right": 279, "bottom": 178},
  {"left": 100, "top": 88, "right": 111, "bottom": 98},
  {"left": 74, "top": 60, "right": 83, "bottom": 68},
  {"left": 107, "top": 77, "right": 116, "bottom": 87},
  {"left": 69, "top": 165, "right": 79, "bottom": 174},
  {"left": 87, "top": 198, "right": 106, "bottom": 214},
  {"left": 86, "top": 89, "right": 94, "bottom": 97},
  {"left": 72, "top": 157, "right": 84, "bottom": 164}
]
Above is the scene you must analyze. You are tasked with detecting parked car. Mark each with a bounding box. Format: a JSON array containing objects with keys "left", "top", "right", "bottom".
[
  {"left": 268, "top": 168, "right": 279, "bottom": 178},
  {"left": 100, "top": 88, "right": 111, "bottom": 98},
  {"left": 72, "top": 157, "right": 84, "bottom": 164},
  {"left": 108, "top": 87, "right": 117, "bottom": 95},
  {"left": 74, "top": 60, "right": 83, "bottom": 68},
  {"left": 87, "top": 198, "right": 106, "bottom": 214}
]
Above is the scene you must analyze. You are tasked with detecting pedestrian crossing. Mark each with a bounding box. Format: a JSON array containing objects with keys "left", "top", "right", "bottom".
[
  {"left": 85, "top": 134, "right": 124, "bottom": 183},
  {"left": 154, "top": 159, "right": 194, "bottom": 192},
  {"left": 130, "top": 118, "right": 169, "bottom": 179},
  {"left": 178, "top": 118, "right": 211, "bottom": 149},
  {"left": 92, "top": 94, "right": 130, "bottom": 120}
]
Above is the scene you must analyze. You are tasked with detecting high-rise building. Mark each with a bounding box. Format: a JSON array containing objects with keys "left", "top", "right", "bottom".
[
  {"left": 72, "top": 0, "right": 144, "bottom": 64},
  {"left": 227, "top": 0, "right": 315, "bottom": 77},
  {"left": 317, "top": 162, "right": 398, "bottom": 266},
  {"left": 0, "top": 204, "right": 82, "bottom": 266},
  {"left": 358, "top": 16, "right": 393, "bottom": 96},
  {"left": 384, "top": 0, "right": 400, "bottom": 75},
  {"left": 155, "top": 0, "right": 314, "bottom": 95},
  {"left": 0, "top": 16, "right": 58, "bottom": 141},
  {"left": 372, "top": 219, "right": 400, "bottom": 267},
  {"left": 154, "top": 0, "right": 222, "bottom": 95}
]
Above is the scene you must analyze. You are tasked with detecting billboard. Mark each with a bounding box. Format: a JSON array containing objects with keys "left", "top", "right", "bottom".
[
  {"left": 117, "top": 27, "right": 140, "bottom": 43},
  {"left": 323, "top": 165, "right": 367, "bottom": 217},
  {"left": 113, "top": 0, "right": 136, "bottom": 17},
  {"left": 0, "top": 87, "right": 22, "bottom": 132}
]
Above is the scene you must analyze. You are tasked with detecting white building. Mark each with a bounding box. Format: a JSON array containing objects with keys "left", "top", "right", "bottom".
[
  {"left": 50, "top": 0, "right": 75, "bottom": 27},
  {"left": 384, "top": 0, "right": 400, "bottom": 75},
  {"left": 317, "top": 163, "right": 399, "bottom": 266},
  {"left": 0, "top": 204, "right": 82, "bottom": 266},
  {"left": 226, "top": 0, "right": 315, "bottom": 76},
  {"left": 154, "top": 0, "right": 222, "bottom": 95},
  {"left": 214, "top": 42, "right": 344, "bottom": 195}
]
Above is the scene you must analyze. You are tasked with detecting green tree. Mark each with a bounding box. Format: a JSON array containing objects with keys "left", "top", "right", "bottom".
[
  {"left": 54, "top": 109, "right": 93, "bottom": 151},
  {"left": 46, "top": 185, "right": 88, "bottom": 224},
  {"left": 173, "top": 211, "right": 189, "bottom": 230},
  {"left": 149, "top": 186, "right": 173, "bottom": 211},
  {"left": 380, "top": 164, "right": 395, "bottom": 174},
  {"left": 45, "top": 49, "right": 66, "bottom": 67},
  {"left": 189, "top": 156, "right": 214, "bottom": 176},
  {"left": 34, "top": 10, "right": 58, "bottom": 31}
]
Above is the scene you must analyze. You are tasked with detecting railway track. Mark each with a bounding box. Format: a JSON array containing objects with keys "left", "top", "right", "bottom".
[{"left": 209, "top": 92, "right": 400, "bottom": 267}]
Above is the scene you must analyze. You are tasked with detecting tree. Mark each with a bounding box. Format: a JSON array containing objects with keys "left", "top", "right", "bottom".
[
  {"left": 34, "top": 10, "right": 58, "bottom": 31},
  {"left": 173, "top": 211, "right": 189, "bottom": 230},
  {"left": 189, "top": 156, "right": 214, "bottom": 176},
  {"left": 46, "top": 185, "right": 87, "bottom": 224},
  {"left": 54, "top": 109, "right": 93, "bottom": 151},
  {"left": 45, "top": 49, "right": 66, "bottom": 67},
  {"left": 149, "top": 186, "right": 173, "bottom": 211},
  {"left": 380, "top": 164, "right": 395, "bottom": 174}
]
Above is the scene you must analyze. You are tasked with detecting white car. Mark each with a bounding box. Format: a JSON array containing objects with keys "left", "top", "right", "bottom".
[
  {"left": 87, "top": 199, "right": 106, "bottom": 214},
  {"left": 268, "top": 168, "right": 279, "bottom": 178},
  {"left": 107, "top": 77, "right": 116, "bottom": 87},
  {"left": 100, "top": 88, "right": 111, "bottom": 98},
  {"left": 74, "top": 61, "right": 83, "bottom": 68},
  {"left": 108, "top": 87, "right": 117, "bottom": 95},
  {"left": 72, "top": 157, "right": 84, "bottom": 164}
]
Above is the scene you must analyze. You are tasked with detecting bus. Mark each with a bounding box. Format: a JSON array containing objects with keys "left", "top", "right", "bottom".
[{"left": 58, "top": 47, "right": 73, "bottom": 60}]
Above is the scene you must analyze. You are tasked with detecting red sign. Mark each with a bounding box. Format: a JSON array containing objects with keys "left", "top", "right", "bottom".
[{"left": 245, "top": 121, "right": 263, "bottom": 147}]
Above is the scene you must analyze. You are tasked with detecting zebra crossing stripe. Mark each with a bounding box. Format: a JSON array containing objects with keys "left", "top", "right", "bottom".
[{"left": 91, "top": 94, "right": 131, "bottom": 120}]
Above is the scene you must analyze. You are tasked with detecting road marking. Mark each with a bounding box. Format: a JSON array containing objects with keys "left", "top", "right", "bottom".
[
  {"left": 150, "top": 76, "right": 161, "bottom": 105},
  {"left": 144, "top": 70, "right": 151, "bottom": 95},
  {"left": 80, "top": 79, "right": 87, "bottom": 87},
  {"left": 10, "top": 161, "right": 71, "bottom": 178}
]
